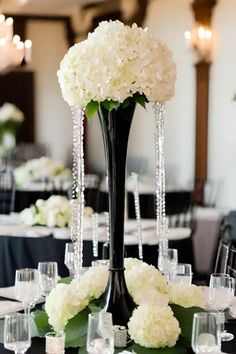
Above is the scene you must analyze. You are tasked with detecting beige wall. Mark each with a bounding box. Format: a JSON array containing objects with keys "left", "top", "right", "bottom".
[{"left": 25, "top": 0, "right": 236, "bottom": 209}]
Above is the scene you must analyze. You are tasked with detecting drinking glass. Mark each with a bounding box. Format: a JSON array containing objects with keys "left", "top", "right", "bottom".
[
  {"left": 191, "top": 312, "right": 221, "bottom": 354},
  {"left": 172, "top": 263, "right": 193, "bottom": 284},
  {"left": 208, "top": 273, "right": 235, "bottom": 341},
  {"left": 4, "top": 313, "right": 31, "bottom": 354},
  {"left": 86, "top": 312, "right": 114, "bottom": 354},
  {"left": 38, "top": 262, "right": 58, "bottom": 297},
  {"left": 158, "top": 248, "right": 178, "bottom": 282},
  {"left": 64, "top": 243, "right": 75, "bottom": 277},
  {"left": 15, "top": 268, "right": 40, "bottom": 315},
  {"left": 45, "top": 331, "right": 65, "bottom": 354}
]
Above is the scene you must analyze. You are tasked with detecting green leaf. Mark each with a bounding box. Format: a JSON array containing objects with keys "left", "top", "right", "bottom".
[
  {"left": 121, "top": 97, "right": 132, "bottom": 109},
  {"left": 78, "top": 347, "right": 87, "bottom": 354},
  {"left": 170, "top": 304, "right": 205, "bottom": 347},
  {"left": 131, "top": 343, "right": 187, "bottom": 354},
  {"left": 85, "top": 101, "right": 99, "bottom": 118},
  {"left": 32, "top": 310, "right": 51, "bottom": 337},
  {"left": 65, "top": 307, "right": 90, "bottom": 348},
  {"left": 58, "top": 276, "right": 73, "bottom": 284},
  {"left": 101, "top": 100, "right": 120, "bottom": 111},
  {"left": 133, "top": 93, "right": 148, "bottom": 109}
]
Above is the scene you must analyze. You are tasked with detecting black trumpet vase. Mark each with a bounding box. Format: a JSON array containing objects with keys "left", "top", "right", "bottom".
[{"left": 98, "top": 102, "right": 136, "bottom": 326}]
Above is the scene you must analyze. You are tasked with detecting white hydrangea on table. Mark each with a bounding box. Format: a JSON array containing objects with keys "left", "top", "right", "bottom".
[
  {"left": 14, "top": 156, "right": 71, "bottom": 188},
  {"left": 0, "top": 102, "right": 24, "bottom": 154}
]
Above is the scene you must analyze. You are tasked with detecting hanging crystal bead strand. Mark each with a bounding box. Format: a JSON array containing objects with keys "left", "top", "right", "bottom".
[
  {"left": 92, "top": 213, "right": 99, "bottom": 258},
  {"left": 153, "top": 102, "right": 168, "bottom": 263},
  {"left": 71, "top": 106, "right": 85, "bottom": 280},
  {"left": 131, "top": 172, "right": 143, "bottom": 260}
]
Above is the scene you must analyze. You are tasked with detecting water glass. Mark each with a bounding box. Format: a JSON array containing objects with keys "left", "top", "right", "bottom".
[
  {"left": 172, "top": 263, "right": 193, "bottom": 284},
  {"left": 158, "top": 248, "right": 178, "bottom": 282},
  {"left": 38, "top": 262, "right": 58, "bottom": 297},
  {"left": 87, "top": 312, "right": 114, "bottom": 354},
  {"left": 191, "top": 312, "right": 221, "bottom": 354},
  {"left": 4, "top": 313, "right": 31, "bottom": 354},
  {"left": 45, "top": 331, "right": 65, "bottom": 354},
  {"left": 64, "top": 243, "right": 75, "bottom": 277},
  {"left": 15, "top": 268, "right": 40, "bottom": 315},
  {"left": 208, "top": 273, "right": 235, "bottom": 341}
]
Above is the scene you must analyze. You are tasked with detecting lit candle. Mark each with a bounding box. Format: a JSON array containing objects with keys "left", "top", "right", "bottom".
[{"left": 24, "top": 39, "right": 32, "bottom": 62}]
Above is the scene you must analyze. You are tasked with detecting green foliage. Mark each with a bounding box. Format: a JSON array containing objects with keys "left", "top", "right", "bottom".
[
  {"left": 84, "top": 93, "right": 148, "bottom": 118},
  {"left": 33, "top": 296, "right": 204, "bottom": 352}
]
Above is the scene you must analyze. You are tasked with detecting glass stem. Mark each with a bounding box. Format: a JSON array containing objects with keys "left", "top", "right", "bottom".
[
  {"left": 24, "top": 304, "right": 31, "bottom": 316},
  {"left": 218, "top": 311, "right": 225, "bottom": 333}
]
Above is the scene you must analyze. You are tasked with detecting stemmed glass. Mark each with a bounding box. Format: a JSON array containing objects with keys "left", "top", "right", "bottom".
[
  {"left": 208, "top": 273, "right": 235, "bottom": 341},
  {"left": 86, "top": 312, "right": 114, "bottom": 354},
  {"left": 38, "top": 262, "right": 58, "bottom": 297},
  {"left": 158, "top": 248, "right": 178, "bottom": 283},
  {"left": 191, "top": 312, "right": 221, "bottom": 354},
  {"left": 4, "top": 313, "right": 31, "bottom": 354},
  {"left": 64, "top": 243, "right": 75, "bottom": 277},
  {"left": 172, "top": 263, "right": 193, "bottom": 284},
  {"left": 15, "top": 268, "right": 40, "bottom": 315}
]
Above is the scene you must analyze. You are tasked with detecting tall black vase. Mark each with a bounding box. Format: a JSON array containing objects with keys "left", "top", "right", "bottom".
[{"left": 98, "top": 103, "right": 136, "bottom": 326}]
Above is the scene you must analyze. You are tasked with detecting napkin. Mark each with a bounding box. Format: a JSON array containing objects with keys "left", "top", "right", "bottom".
[{"left": 0, "top": 300, "right": 23, "bottom": 318}]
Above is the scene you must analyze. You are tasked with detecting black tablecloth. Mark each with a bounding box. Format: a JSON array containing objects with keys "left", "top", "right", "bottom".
[
  {"left": 0, "top": 321, "right": 235, "bottom": 353},
  {"left": 0, "top": 231, "right": 195, "bottom": 287}
]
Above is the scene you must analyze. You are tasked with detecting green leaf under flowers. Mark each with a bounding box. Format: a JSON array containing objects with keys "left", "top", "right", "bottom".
[
  {"left": 64, "top": 308, "right": 90, "bottom": 348},
  {"left": 134, "top": 93, "right": 148, "bottom": 108},
  {"left": 58, "top": 276, "right": 73, "bottom": 284},
  {"left": 101, "top": 100, "right": 120, "bottom": 111},
  {"left": 170, "top": 304, "right": 206, "bottom": 348},
  {"left": 85, "top": 100, "right": 99, "bottom": 118},
  {"left": 32, "top": 310, "right": 51, "bottom": 337},
  {"left": 131, "top": 343, "right": 188, "bottom": 354}
]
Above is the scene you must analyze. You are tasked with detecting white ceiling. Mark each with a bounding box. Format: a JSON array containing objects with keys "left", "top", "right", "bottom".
[{"left": 1, "top": 0, "right": 106, "bottom": 15}]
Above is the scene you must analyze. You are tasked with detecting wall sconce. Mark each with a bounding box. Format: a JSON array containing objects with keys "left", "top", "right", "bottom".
[{"left": 184, "top": 23, "right": 213, "bottom": 62}]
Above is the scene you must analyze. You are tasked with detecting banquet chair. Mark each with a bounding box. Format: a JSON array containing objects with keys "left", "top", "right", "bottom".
[
  {"left": 227, "top": 265, "right": 236, "bottom": 280},
  {"left": 214, "top": 238, "right": 232, "bottom": 273},
  {"left": 0, "top": 167, "right": 15, "bottom": 214},
  {"left": 228, "top": 245, "right": 236, "bottom": 271}
]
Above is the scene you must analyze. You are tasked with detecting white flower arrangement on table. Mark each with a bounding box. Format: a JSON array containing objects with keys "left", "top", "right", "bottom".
[
  {"left": 57, "top": 20, "right": 176, "bottom": 117},
  {"left": 14, "top": 156, "right": 71, "bottom": 188},
  {"left": 0, "top": 102, "right": 24, "bottom": 124},
  {"left": 0, "top": 103, "right": 24, "bottom": 152},
  {"left": 36, "top": 258, "right": 205, "bottom": 351},
  {"left": 20, "top": 195, "right": 93, "bottom": 228}
]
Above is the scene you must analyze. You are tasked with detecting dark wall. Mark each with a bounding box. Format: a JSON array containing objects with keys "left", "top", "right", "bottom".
[{"left": 0, "top": 70, "right": 35, "bottom": 142}]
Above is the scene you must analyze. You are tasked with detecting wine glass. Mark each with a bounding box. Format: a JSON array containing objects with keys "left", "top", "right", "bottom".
[
  {"left": 45, "top": 331, "right": 65, "bottom": 354},
  {"left": 4, "top": 313, "right": 31, "bottom": 354},
  {"left": 158, "top": 248, "right": 178, "bottom": 283},
  {"left": 15, "top": 268, "right": 40, "bottom": 315},
  {"left": 64, "top": 242, "right": 75, "bottom": 277},
  {"left": 191, "top": 312, "right": 221, "bottom": 354},
  {"left": 86, "top": 312, "right": 114, "bottom": 354},
  {"left": 208, "top": 273, "right": 235, "bottom": 341},
  {"left": 38, "top": 262, "right": 58, "bottom": 297},
  {"left": 172, "top": 263, "right": 193, "bottom": 284}
]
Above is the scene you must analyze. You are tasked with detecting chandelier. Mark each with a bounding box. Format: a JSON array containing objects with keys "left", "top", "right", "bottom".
[
  {"left": 184, "top": 24, "right": 213, "bottom": 63},
  {"left": 0, "top": 13, "right": 32, "bottom": 73}
]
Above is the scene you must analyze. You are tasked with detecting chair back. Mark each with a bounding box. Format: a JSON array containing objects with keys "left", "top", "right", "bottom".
[
  {"left": 0, "top": 167, "right": 15, "bottom": 214},
  {"left": 214, "top": 239, "right": 231, "bottom": 273}
]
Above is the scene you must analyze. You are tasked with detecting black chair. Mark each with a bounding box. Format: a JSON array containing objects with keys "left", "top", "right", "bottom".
[{"left": 0, "top": 168, "right": 15, "bottom": 214}]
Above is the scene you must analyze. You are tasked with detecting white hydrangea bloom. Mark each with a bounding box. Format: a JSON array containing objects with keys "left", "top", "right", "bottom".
[
  {"left": 168, "top": 283, "right": 205, "bottom": 308},
  {"left": 45, "top": 266, "right": 109, "bottom": 331},
  {"left": 57, "top": 20, "right": 176, "bottom": 108},
  {"left": 14, "top": 157, "right": 71, "bottom": 187},
  {"left": 128, "top": 304, "right": 181, "bottom": 348},
  {"left": 124, "top": 258, "right": 168, "bottom": 305},
  {"left": 45, "top": 282, "right": 89, "bottom": 331},
  {"left": 0, "top": 102, "right": 24, "bottom": 123}
]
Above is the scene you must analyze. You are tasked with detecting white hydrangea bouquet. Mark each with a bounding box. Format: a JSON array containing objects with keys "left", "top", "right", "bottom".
[
  {"left": 20, "top": 195, "right": 93, "bottom": 228},
  {"left": 34, "top": 259, "right": 205, "bottom": 353},
  {"left": 14, "top": 156, "right": 71, "bottom": 188},
  {"left": 0, "top": 102, "right": 24, "bottom": 153}
]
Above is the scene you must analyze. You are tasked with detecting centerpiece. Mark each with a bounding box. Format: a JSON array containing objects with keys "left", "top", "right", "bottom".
[
  {"left": 33, "top": 19, "right": 204, "bottom": 353},
  {"left": 0, "top": 102, "right": 24, "bottom": 155}
]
